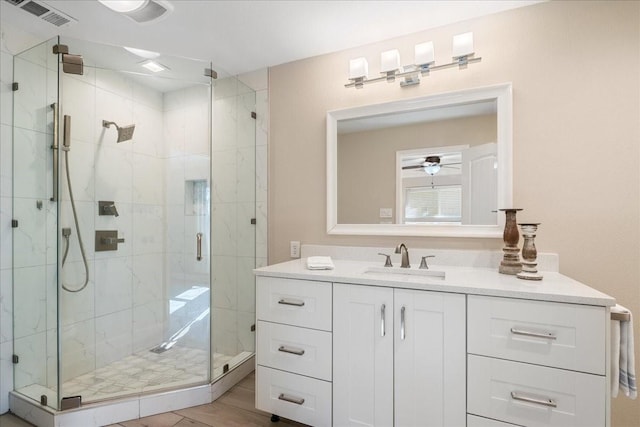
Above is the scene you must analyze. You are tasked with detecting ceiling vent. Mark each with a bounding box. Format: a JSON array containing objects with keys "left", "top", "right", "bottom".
[{"left": 4, "top": 0, "right": 77, "bottom": 27}]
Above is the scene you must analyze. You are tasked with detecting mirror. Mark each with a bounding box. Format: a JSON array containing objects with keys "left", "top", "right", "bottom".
[{"left": 327, "top": 83, "right": 512, "bottom": 237}]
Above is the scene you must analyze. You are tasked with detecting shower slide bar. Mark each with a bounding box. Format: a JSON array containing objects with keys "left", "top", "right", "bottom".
[
  {"left": 50, "top": 103, "right": 58, "bottom": 201},
  {"left": 49, "top": 104, "right": 71, "bottom": 201}
]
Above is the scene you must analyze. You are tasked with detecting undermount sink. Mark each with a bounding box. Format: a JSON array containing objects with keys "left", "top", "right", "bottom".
[{"left": 364, "top": 266, "right": 446, "bottom": 280}]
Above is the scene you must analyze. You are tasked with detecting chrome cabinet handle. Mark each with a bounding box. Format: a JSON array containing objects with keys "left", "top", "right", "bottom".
[
  {"left": 278, "top": 298, "right": 305, "bottom": 307},
  {"left": 381, "top": 304, "right": 386, "bottom": 337},
  {"left": 278, "top": 393, "right": 305, "bottom": 405},
  {"left": 510, "top": 327, "right": 557, "bottom": 340},
  {"left": 400, "top": 306, "right": 406, "bottom": 340},
  {"left": 196, "top": 232, "right": 203, "bottom": 261},
  {"left": 511, "top": 391, "right": 557, "bottom": 408},
  {"left": 278, "top": 345, "right": 305, "bottom": 356}
]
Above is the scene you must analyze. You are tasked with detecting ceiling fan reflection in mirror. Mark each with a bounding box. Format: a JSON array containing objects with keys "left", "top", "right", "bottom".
[
  {"left": 402, "top": 155, "right": 461, "bottom": 176},
  {"left": 401, "top": 152, "right": 462, "bottom": 188}
]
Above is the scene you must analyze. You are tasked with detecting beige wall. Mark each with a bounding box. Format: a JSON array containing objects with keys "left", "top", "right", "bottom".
[
  {"left": 269, "top": 2, "right": 640, "bottom": 424},
  {"left": 338, "top": 114, "right": 496, "bottom": 223}
]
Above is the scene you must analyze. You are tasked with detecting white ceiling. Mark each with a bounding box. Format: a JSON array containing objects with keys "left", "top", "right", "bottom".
[{"left": 0, "top": 0, "right": 542, "bottom": 77}]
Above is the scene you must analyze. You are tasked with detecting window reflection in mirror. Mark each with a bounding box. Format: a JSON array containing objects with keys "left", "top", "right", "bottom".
[{"left": 337, "top": 101, "right": 497, "bottom": 225}]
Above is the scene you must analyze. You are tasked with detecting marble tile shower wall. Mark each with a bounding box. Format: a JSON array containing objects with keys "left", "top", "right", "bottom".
[{"left": 0, "top": 44, "right": 15, "bottom": 414}]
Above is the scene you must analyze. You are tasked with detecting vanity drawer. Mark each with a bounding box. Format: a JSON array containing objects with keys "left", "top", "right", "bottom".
[
  {"left": 256, "top": 277, "right": 332, "bottom": 331},
  {"left": 467, "top": 295, "right": 605, "bottom": 374},
  {"left": 467, "top": 414, "right": 521, "bottom": 427},
  {"left": 256, "top": 366, "right": 332, "bottom": 427},
  {"left": 257, "top": 321, "right": 332, "bottom": 381},
  {"left": 468, "top": 355, "right": 605, "bottom": 427}
]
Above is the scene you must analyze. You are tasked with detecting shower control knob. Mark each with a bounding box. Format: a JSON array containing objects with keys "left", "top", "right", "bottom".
[{"left": 95, "top": 230, "right": 125, "bottom": 251}]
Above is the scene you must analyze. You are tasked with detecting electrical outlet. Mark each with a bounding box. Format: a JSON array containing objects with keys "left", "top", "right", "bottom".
[
  {"left": 290, "top": 241, "right": 301, "bottom": 258},
  {"left": 379, "top": 208, "right": 393, "bottom": 218}
]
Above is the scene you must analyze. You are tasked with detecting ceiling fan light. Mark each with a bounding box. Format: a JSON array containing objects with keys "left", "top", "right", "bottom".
[{"left": 423, "top": 163, "right": 441, "bottom": 175}]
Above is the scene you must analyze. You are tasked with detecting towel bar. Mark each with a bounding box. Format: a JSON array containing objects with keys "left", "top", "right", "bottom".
[{"left": 611, "top": 311, "right": 631, "bottom": 322}]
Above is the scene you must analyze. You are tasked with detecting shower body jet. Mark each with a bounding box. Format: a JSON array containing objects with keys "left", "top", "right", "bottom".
[{"left": 102, "top": 120, "right": 136, "bottom": 142}]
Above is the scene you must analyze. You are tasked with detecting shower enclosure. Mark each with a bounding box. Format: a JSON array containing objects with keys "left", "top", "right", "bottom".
[{"left": 11, "top": 36, "right": 256, "bottom": 410}]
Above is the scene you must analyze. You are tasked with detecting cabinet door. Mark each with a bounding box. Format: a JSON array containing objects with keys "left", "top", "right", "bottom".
[
  {"left": 333, "top": 283, "right": 394, "bottom": 427},
  {"left": 394, "top": 289, "right": 466, "bottom": 427}
]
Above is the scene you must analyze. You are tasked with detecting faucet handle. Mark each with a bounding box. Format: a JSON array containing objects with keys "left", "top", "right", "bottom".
[
  {"left": 378, "top": 253, "right": 393, "bottom": 267},
  {"left": 419, "top": 255, "right": 435, "bottom": 269}
]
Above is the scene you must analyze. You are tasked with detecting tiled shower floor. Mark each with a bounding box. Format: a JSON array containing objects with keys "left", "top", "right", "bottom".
[{"left": 17, "top": 348, "right": 245, "bottom": 405}]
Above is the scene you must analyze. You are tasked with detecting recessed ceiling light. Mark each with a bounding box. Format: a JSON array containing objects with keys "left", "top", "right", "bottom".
[
  {"left": 124, "top": 46, "right": 160, "bottom": 59},
  {"left": 98, "top": 0, "right": 173, "bottom": 24},
  {"left": 139, "top": 60, "right": 168, "bottom": 73},
  {"left": 98, "top": 0, "right": 149, "bottom": 13}
]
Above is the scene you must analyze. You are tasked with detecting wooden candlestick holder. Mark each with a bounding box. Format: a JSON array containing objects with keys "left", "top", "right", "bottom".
[
  {"left": 498, "top": 208, "right": 523, "bottom": 275},
  {"left": 517, "top": 223, "right": 543, "bottom": 280}
]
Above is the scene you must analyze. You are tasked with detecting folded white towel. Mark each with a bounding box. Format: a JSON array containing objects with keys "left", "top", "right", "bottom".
[
  {"left": 612, "top": 304, "right": 637, "bottom": 399},
  {"left": 306, "top": 256, "right": 334, "bottom": 270}
]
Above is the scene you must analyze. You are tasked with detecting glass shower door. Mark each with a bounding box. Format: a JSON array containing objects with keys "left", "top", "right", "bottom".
[
  {"left": 12, "top": 36, "right": 60, "bottom": 410},
  {"left": 211, "top": 76, "right": 256, "bottom": 380}
]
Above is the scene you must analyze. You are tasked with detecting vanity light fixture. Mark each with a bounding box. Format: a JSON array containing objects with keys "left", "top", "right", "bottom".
[
  {"left": 380, "top": 49, "right": 401, "bottom": 81},
  {"left": 415, "top": 41, "right": 435, "bottom": 72},
  {"left": 452, "top": 32, "right": 474, "bottom": 65},
  {"left": 345, "top": 32, "right": 481, "bottom": 89},
  {"left": 139, "top": 59, "right": 168, "bottom": 73},
  {"left": 348, "top": 57, "right": 369, "bottom": 89}
]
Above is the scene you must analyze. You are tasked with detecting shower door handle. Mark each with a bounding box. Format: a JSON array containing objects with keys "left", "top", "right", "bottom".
[{"left": 196, "top": 232, "right": 203, "bottom": 261}]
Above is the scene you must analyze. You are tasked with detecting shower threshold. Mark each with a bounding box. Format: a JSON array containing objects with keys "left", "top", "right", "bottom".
[
  {"left": 9, "top": 353, "right": 255, "bottom": 427},
  {"left": 15, "top": 347, "right": 250, "bottom": 406}
]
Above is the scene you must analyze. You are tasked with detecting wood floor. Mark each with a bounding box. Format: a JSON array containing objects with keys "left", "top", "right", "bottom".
[{"left": 0, "top": 371, "right": 308, "bottom": 427}]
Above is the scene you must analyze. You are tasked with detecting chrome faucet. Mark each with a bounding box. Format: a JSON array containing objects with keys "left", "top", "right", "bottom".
[{"left": 395, "top": 243, "right": 410, "bottom": 268}]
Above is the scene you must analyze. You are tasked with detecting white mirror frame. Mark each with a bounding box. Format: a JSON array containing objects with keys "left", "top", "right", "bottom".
[{"left": 327, "top": 83, "right": 512, "bottom": 238}]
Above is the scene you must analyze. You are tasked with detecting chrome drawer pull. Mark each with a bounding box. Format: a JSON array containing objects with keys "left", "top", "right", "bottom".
[
  {"left": 278, "top": 298, "right": 305, "bottom": 307},
  {"left": 510, "top": 327, "right": 557, "bottom": 340},
  {"left": 400, "top": 306, "right": 406, "bottom": 340},
  {"left": 381, "top": 304, "right": 386, "bottom": 337},
  {"left": 278, "top": 345, "right": 305, "bottom": 356},
  {"left": 278, "top": 393, "right": 305, "bottom": 405},
  {"left": 511, "top": 391, "right": 557, "bottom": 408}
]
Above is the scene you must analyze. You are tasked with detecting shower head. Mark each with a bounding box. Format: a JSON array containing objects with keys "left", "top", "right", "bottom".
[{"left": 102, "top": 120, "right": 135, "bottom": 143}]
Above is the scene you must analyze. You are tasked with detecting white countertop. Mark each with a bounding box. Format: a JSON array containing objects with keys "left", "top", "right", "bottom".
[{"left": 254, "top": 258, "right": 615, "bottom": 307}]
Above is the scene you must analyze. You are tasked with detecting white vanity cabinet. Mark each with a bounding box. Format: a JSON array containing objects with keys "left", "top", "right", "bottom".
[
  {"left": 333, "top": 283, "right": 466, "bottom": 427},
  {"left": 254, "top": 257, "right": 613, "bottom": 427},
  {"left": 255, "top": 276, "right": 333, "bottom": 426},
  {"left": 467, "top": 295, "right": 607, "bottom": 427}
]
